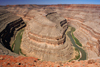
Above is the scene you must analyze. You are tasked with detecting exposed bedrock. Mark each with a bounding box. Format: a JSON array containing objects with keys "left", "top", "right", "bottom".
[
  {"left": 2, "top": 4, "right": 100, "bottom": 59},
  {"left": 0, "top": 9, "right": 26, "bottom": 52},
  {"left": 20, "top": 12, "right": 74, "bottom": 61},
  {"left": 62, "top": 8, "right": 100, "bottom": 59}
]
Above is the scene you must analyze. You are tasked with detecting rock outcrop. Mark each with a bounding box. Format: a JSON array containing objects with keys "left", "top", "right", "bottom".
[
  {"left": 0, "top": 4, "right": 100, "bottom": 62},
  {"left": 62, "top": 7, "right": 100, "bottom": 59},
  {"left": 44, "top": 5, "right": 100, "bottom": 59},
  {"left": 0, "top": 4, "right": 100, "bottom": 66},
  {"left": 0, "top": 9, "right": 26, "bottom": 52},
  {"left": 20, "top": 12, "right": 74, "bottom": 61}
]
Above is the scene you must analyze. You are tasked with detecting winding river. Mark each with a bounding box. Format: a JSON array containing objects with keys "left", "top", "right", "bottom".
[
  {"left": 67, "top": 27, "right": 86, "bottom": 60},
  {"left": 13, "top": 27, "right": 86, "bottom": 60},
  {"left": 13, "top": 29, "right": 24, "bottom": 54}
]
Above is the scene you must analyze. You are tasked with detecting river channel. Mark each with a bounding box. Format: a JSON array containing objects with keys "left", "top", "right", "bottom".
[
  {"left": 67, "top": 27, "right": 86, "bottom": 60},
  {"left": 13, "top": 29, "right": 24, "bottom": 54},
  {"left": 13, "top": 27, "right": 86, "bottom": 60}
]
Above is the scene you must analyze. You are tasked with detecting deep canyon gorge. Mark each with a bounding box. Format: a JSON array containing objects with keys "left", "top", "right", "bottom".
[{"left": 0, "top": 4, "right": 100, "bottom": 66}]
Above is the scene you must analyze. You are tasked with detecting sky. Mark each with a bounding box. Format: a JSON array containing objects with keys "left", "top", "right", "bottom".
[{"left": 0, "top": 0, "right": 100, "bottom": 5}]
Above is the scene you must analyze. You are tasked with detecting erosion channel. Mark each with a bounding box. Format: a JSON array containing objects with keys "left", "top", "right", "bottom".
[
  {"left": 67, "top": 27, "right": 86, "bottom": 60},
  {"left": 12, "top": 29, "right": 24, "bottom": 54},
  {"left": 12, "top": 26, "right": 86, "bottom": 60}
]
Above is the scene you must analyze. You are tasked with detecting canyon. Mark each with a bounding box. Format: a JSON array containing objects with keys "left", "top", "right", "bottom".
[
  {"left": 0, "top": 4, "right": 100, "bottom": 66},
  {"left": 20, "top": 12, "right": 75, "bottom": 61},
  {"left": 0, "top": 9, "right": 26, "bottom": 56}
]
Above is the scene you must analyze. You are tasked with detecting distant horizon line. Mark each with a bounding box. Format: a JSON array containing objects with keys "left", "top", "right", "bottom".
[{"left": 0, "top": 4, "right": 100, "bottom": 6}]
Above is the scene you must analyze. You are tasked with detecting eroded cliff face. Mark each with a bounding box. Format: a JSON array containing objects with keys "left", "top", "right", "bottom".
[
  {"left": 0, "top": 9, "right": 26, "bottom": 53},
  {"left": 20, "top": 12, "right": 75, "bottom": 61},
  {"left": 1, "top": 4, "right": 100, "bottom": 59},
  {"left": 59, "top": 6, "right": 100, "bottom": 59}
]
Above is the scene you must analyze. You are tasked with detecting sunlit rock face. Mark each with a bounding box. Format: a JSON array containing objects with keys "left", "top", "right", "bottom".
[
  {"left": 59, "top": 6, "right": 100, "bottom": 59},
  {"left": 20, "top": 12, "right": 74, "bottom": 61},
  {"left": 2, "top": 4, "right": 100, "bottom": 59},
  {"left": 45, "top": 5, "right": 100, "bottom": 59}
]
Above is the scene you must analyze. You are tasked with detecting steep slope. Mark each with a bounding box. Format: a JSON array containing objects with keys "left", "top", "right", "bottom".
[
  {"left": 0, "top": 9, "right": 26, "bottom": 53},
  {"left": 0, "top": 4, "right": 100, "bottom": 61}
]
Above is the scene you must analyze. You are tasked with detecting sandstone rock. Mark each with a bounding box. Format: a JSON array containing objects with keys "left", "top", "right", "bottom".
[
  {"left": 0, "top": 9, "right": 26, "bottom": 53},
  {"left": 64, "top": 8, "right": 100, "bottom": 58},
  {"left": 0, "top": 4, "right": 100, "bottom": 66},
  {"left": 1, "top": 4, "right": 100, "bottom": 61},
  {"left": 20, "top": 12, "right": 74, "bottom": 61}
]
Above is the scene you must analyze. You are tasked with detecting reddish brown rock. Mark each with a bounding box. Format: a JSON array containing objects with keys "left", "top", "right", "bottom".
[{"left": 0, "top": 55, "right": 100, "bottom": 67}]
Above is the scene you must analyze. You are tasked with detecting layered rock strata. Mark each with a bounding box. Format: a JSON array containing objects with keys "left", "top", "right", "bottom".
[
  {"left": 20, "top": 12, "right": 74, "bottom": 61},
  {"left": 1, "top": 4, "right": 100, "bottom": 59},
  {"left": 62, "top": 8, "right": 100, "bottom": 59},
  {"left": 0, "top": 9, "right": 26, "bottom": 51}
]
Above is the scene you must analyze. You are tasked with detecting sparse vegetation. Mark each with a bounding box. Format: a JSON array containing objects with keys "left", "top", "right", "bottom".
[
  {"left": 11, "top": 29, "right": 24, "bottom": 54},
  {"left": 72, "top": 33, "right": 82, "bottom": 47},
  {"left": 19, "top": 49, "right": 26, "bottom": 56},
  {"left": 74, "top": 48, "right": 80, "bottom": 60},
  {"left": 71, "top": 27, "right": 82, "bottom": 47},
  {"left": 69, "top": 48, "right": 80, "bottom": 62},
  {"left": 71, "top": 27, "right": 75, "bottom": 32}
]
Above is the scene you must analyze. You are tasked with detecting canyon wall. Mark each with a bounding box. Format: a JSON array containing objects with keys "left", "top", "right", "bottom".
[
  {"left": 1, "top": 4, "right": 100, "bottom": 59},
  {"left": 57, "top": 6, "right": 100, "bottom": 59},
  {"left": 20, "top": 12, "right": 74, "bottom": 61},
  {"left": 0, "top": 9, "right": 26, "bottom": 53},
  {"left": 42, "top": 5, "right": 100, "bottom": 59}
]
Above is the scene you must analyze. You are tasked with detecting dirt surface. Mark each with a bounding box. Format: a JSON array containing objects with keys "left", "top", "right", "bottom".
[{"left": 0, "top": 55, "right": 100, "bottom": 67}]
